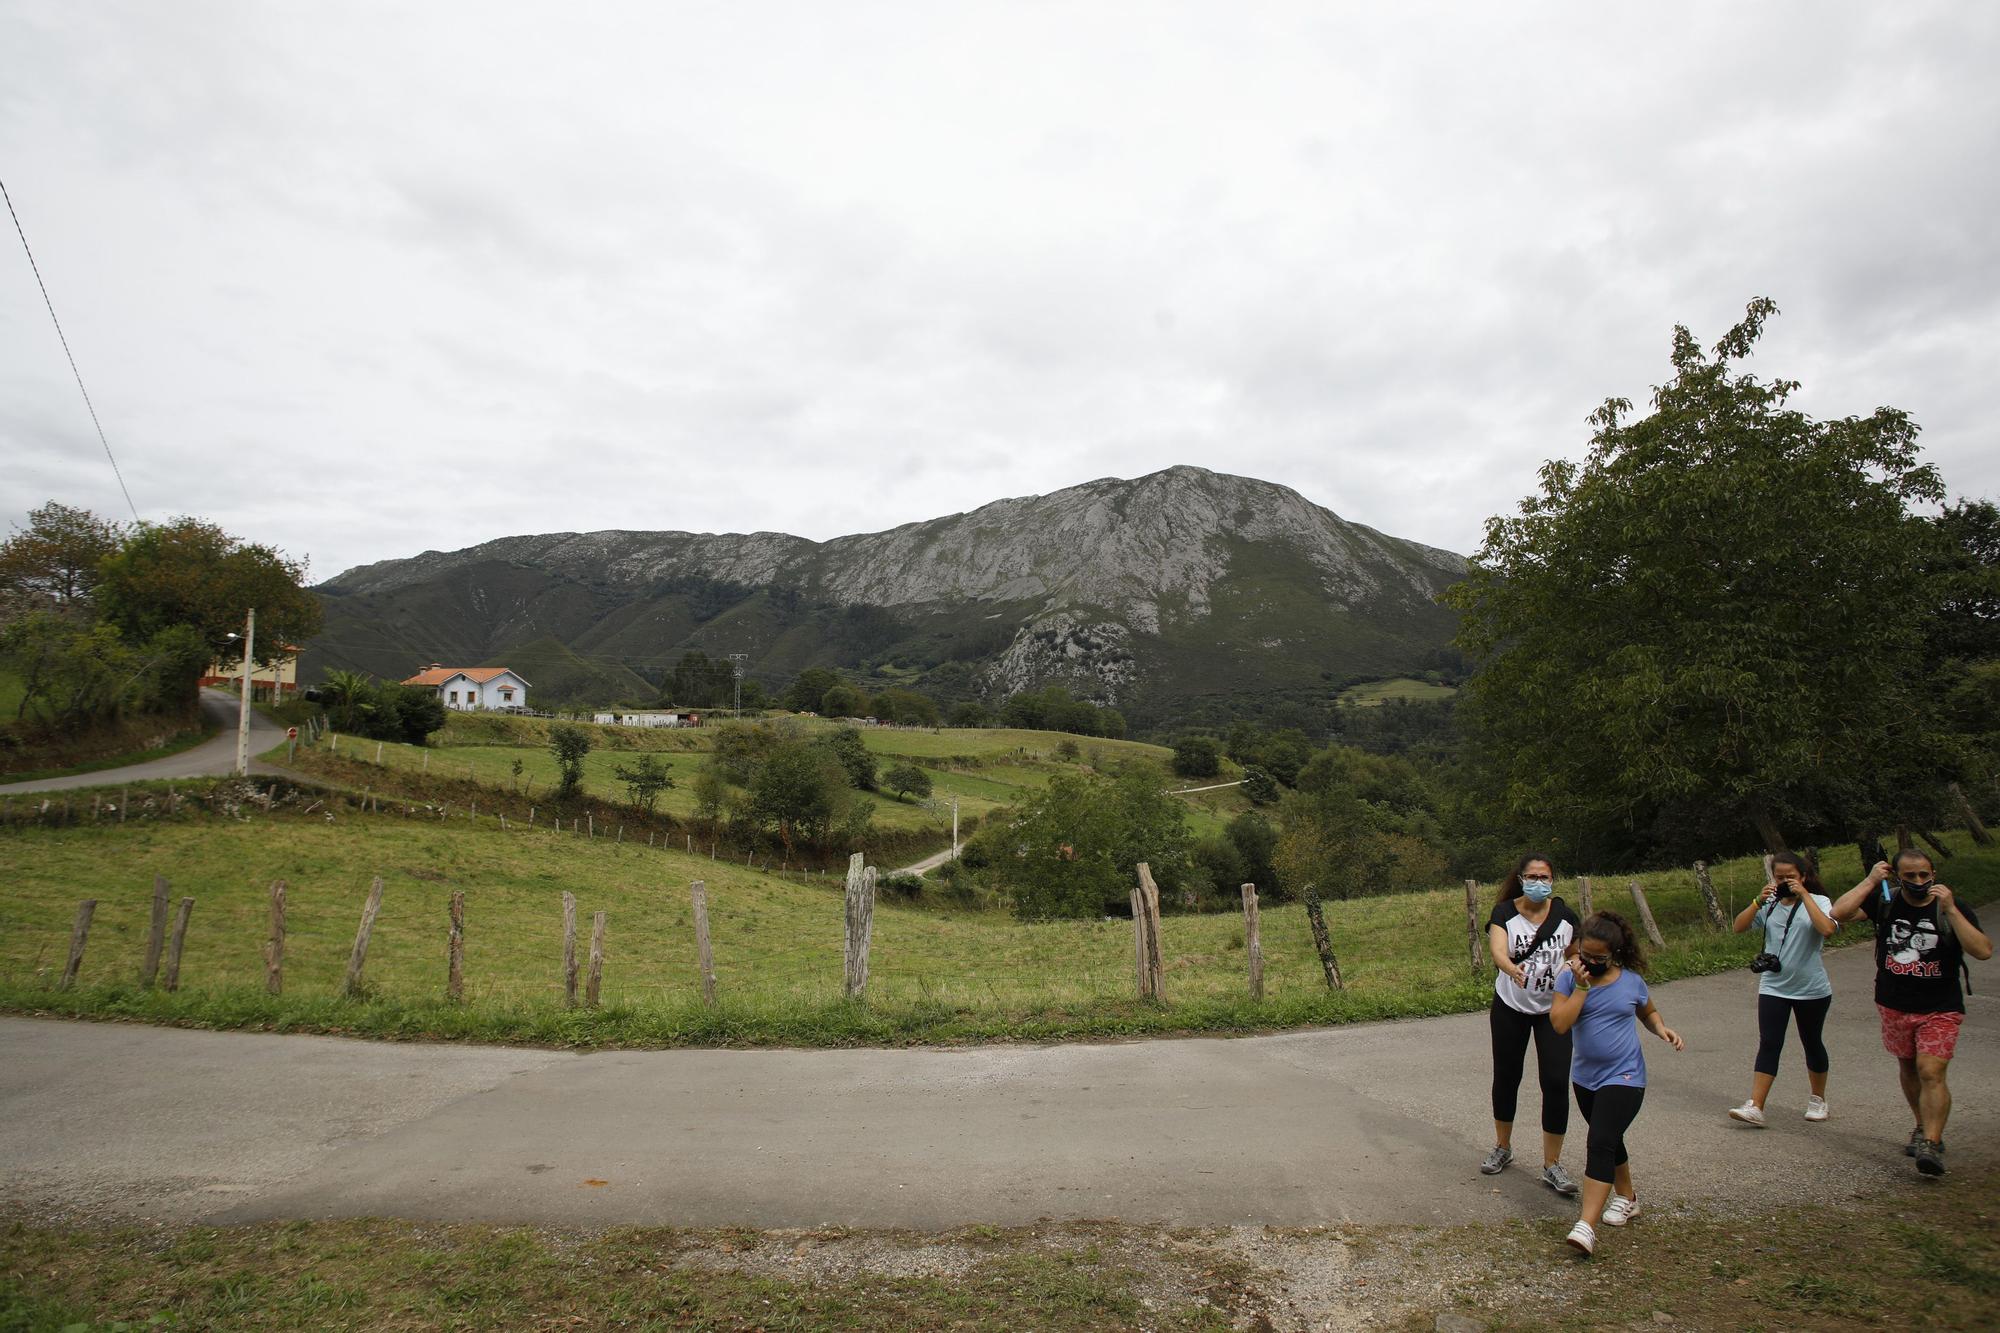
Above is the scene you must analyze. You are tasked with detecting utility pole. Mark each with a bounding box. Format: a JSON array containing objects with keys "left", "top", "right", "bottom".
[
  {"left": 728, "top": 653, "right": 748, "bottom": 719},
  {"left": 234, "top": 607, "right": 256, "bottom": 776},
  {"left": 949, "top": 793, "right": 959, "bottom": 859}
]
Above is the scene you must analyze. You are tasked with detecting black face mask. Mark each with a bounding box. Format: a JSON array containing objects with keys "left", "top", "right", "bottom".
[{"left": 1581, "top": 957, "right": 1611, "bottom": 977}]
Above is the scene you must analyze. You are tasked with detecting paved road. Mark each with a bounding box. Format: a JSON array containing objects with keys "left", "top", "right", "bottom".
[
  {"left": 1, "top": 941, "right": 1991, "bottom": 1230},
  {"left": 891, "top": 844, "right": 962, "bottom": 877},
  {"left": 0, "top": 689, "right": 287, "bottom": 795}
]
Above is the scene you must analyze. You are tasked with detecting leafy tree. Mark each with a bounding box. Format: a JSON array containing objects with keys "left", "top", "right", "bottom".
[
  {"left": 1241, "top": 766, "right": 1280, "bottom": 806},
  {"left": 663, "top": 650, "right": 737, "bottom": 708},
  {"left": 819, "top": 683, "right": 871, "bottom": 718},
  {"left": 947, "top": 701, "right": 992, "bottom": 728},
  {"left": 321, "top": 669, "right": 374, "bottom": 732},
  {"left": 820, "top": 726, "right": 877, "bottom": 790},
  {"left": 783, "top": 667, "right": 842, "bottom": 714},
  {"left": 738, "top": 678, "right": 770, "bottom": 711},
  {"left": 691, "top": 761, "right": 732, "bottom": 826},
  {"left": 95, "top": 516, "right": 323, "bottom": 702},
  {"left": 1226, "top": 811, "right": 1282, "bottom": 896},
  {"left": 1444, "top": 300, "right": 1946, "bottom": 857},
  {"left": 997, "top": 768, "right": 1192, "bottom": 920},
  {"left": 1171, "top": 735, "right": 1222, "bottom": 779},
  {"left": 0, "top": 501, "right": 125, "bottom": 617},
  {"left": 549, "top": 723, "right": 592, "bottom": 798},
  {"left": 384, "top": 684, "right": 449, "bottom": 744},
  {"left": 748, "top": 739, "right": 866, "bottom": 852},
  {"left": 872, "top": 687, "right": 940, "bottom": 726},
  {"left": 613, "top": 752, "right": 675, "bottom": 813},
  {"left": 1, "top": 613, "right": 136, "bottom": 728},
  {"left": 885, "top": 761, "right": 932, "bottom": 801},
  {"left": 709, "top": 721, "right": 780, "bottom": 783}
]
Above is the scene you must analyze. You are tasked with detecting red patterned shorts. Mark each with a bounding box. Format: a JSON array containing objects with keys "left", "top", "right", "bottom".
[{"left": 1877, "top": 1005, "right": 1964, "bottom": 1061}]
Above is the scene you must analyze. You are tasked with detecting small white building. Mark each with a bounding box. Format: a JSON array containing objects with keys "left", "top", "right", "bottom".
[
  {"left": 591, "top": 709, "right": 703, "bottom": 729},
  {"left": 400, "top": 664, "right": 531, "bottom": 711}
]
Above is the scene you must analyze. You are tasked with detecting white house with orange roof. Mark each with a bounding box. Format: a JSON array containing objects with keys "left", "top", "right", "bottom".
[{"left": 400, "top": 663, "right": 531, "bottom": 711}]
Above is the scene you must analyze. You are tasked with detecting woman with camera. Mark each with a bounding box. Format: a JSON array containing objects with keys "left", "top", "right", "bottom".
[
  {"left": 1550, "top": 910, "right": 1684, "bottom": 1256},
  {"left": 1480, "top": 854, "right": 1582, "bottom": 1195},
  {"left": 1726, "top": 852, "right": 1838, "bottom": 1127}
]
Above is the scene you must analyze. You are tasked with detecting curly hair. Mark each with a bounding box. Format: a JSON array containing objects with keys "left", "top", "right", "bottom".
[{"left": 1580, "top": 909, "right": 1647, "bottom": 973}]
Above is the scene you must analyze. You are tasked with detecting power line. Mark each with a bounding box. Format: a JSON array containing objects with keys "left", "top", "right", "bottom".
[{"left": 1, "top": 176, "right": 141, "bottom": 524}]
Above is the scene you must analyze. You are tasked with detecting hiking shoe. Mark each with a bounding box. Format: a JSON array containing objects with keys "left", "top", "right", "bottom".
[
  {"left": 1602, "top": 1194, "right": 1640, "bottom": 1227},
  {"left": 1479, "top": 1145, "right": 1514, "bottom": 1175},
  {"left": 1804, "top": 1096, "right": 1829, "bottom": 1122},
  {"left": 1564, "top": 1220, "right": 1597, "bottom": 1255},
  {"left": 1905, "top": 1126, "right": 1925, "bottom": 1157},
  {"left": 1915, "top": 1139, "right": 1947, "bottom": 1177},
  {"left": 1540, "top": 1163, "right": 1580, "bottom": 1197},
  {"left": 1728, "top": 1101, "right": 1767, "bottom": 1127}
]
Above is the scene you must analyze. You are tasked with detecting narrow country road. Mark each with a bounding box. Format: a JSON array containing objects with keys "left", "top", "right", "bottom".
[
  {"left": 0, "top": 689, "right": 288, "bottom": 795},
  {"left": 3, "top": 940, "right": 1992, "bottom": 1231}
]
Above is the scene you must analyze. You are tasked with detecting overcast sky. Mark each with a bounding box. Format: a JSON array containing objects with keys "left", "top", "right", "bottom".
[{"left": 3, "top": 2, "right": 1995, "bottom": 582}]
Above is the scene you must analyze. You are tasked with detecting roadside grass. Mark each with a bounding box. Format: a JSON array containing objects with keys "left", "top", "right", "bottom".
[
  {"left": 3, "top": 1155, "right": 1994, "bottom": 1331},
  {"left": 1337, "top": 676, "right": 1458, "bottom": 706},
  {"left": 0, "top": 713, "right": 215, "bottom": 782},
  {"left": 4, "top": 806, "right": 1992, "bottom": 1049}
]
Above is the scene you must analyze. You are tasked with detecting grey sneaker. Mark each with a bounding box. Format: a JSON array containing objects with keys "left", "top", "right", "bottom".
[
  {"left": 1905, "top": 1126, "right": 1926, "bottom": 1157},
  {"left": 1915, "top": 1139, "right": 1947, "bottom": 1177},
  {"left": 1479, "top": 1145, "right": 1514, "bottom": 1175},
  {"left": 1540, "top": 1162, "right": 1581, "bottom": 1197}
]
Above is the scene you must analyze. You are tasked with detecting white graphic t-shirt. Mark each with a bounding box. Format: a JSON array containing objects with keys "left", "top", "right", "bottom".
[{"left": 1490, "top": 898, "right": 1581, "bottom": 1015}]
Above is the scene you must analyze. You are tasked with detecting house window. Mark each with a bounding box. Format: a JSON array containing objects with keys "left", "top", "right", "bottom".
[
  {"left": 500, "top": 688, "right": 513, "bottom": 702},
  {"left": 448, "top": 690, "right": 458, "bottom": 705}
]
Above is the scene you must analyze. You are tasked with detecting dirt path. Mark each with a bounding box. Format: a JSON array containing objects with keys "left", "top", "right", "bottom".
[{"left": 2, "top": 942, "right": 1992, "bottom": 1232}]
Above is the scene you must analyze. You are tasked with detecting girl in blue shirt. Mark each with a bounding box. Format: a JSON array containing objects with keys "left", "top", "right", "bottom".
[
  {"left": 1549, "top": 909, "right": 1684, "bottom": 1256},
  {"left": 1727, "top": 851, "right": 1838, "bottom": 1127}
]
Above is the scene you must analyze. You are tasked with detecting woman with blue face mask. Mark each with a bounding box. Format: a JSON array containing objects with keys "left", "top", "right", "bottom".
[{"left": 1480, "top": 854, "right": 1583, "bottom": 1195}]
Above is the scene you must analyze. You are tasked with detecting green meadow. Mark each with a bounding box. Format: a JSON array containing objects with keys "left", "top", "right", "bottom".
[{"left": 7, "top": 794, "right": 1985, "bottom": 1048}]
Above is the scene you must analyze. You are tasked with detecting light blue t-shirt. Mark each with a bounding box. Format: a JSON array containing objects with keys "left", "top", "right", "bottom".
[
  {"left": 1556, "top": 967, "right": 1649, "bottom": 1090},
  {"left": 1751, "top": 894, "right": 1834, "bottom": 1001}
]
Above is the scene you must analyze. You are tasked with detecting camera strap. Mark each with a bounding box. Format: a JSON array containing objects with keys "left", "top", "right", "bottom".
[{"left": 1513, "top": 899, "right": 1568, "bottom": 963}]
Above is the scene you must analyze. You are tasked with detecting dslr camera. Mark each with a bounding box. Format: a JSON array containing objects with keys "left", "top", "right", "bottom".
[{"left": 1749, "top": 951, "right": 1783, "bottom": 974}]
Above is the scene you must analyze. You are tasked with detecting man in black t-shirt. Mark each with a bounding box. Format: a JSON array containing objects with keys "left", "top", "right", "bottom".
[{"left": 1833, "top": 850, "right": 1992, "bottom": 1177}]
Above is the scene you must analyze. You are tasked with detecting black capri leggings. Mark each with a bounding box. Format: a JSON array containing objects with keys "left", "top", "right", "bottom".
[
  {"left": 1490, "top": 997, "right": 1572, "bottom": 1135},
  {"left": 1572, "top": 1083, "right": 1645, "bottom": 1184},
  {"left": 1754, "top": 993, "right": 1831, "bottom": 1077}
]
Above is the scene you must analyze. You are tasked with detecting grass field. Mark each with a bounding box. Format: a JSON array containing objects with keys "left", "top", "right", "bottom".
[
  {"left": 7, "top": 799, "right": 1988, "bottom": 1048},
  {"left": 304, "top": 714, "right": 1248, "bottom": 843},
  {"left": 1337, "top": 676, "right": 1458, "bottom": 706}
]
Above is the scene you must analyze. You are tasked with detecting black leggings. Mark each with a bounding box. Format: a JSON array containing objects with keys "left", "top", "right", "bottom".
[
  {"left": 1572, "top": 1083, "right": 1645, "bottom": 1184},
  {"left": 1754, "top": 993, "right": 1832, "bottom": 1078},
  {"left": 1490, "top": 998, "right": 1572, "bottom": 1135}
]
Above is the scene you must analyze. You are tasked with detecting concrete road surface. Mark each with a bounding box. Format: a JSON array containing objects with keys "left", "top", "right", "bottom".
[
  {"left": 1, "top": 939, "right": 1991, "bottom": 1230},
  {"left": 0, "top": 688, "right": 288, "bottom": 795}
]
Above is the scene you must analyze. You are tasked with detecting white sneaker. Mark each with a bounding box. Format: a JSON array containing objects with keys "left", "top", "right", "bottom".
[
  {"left": 1602, "top": 1194, "right": 1640, "bottom": 1227},
  {"left": 1728, "top": 1101, "right": 1767, "bottom": 1127},
  {"left": 1565, "top": 1220, "right": 1597, "bottom": 1255},
  {"left": 1805, "top": 1096, "right": 1830, "bottom": 1122}
]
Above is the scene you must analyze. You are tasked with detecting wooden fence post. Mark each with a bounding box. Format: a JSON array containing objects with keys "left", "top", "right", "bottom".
[
  {"left": 142, "top": 875, "right": 170, "bottom": 986},
  {"left": 1130, "top": 876, "right": 1150, "bottom": 998},
  {"left": 61, "top": 900, "right": 96, "bottom": 989},
  {"left": 562, "top": 892, "right": 579, "bottom": 1008},
  {"left": 1627, "top": 878, "right": 1666, "bottom": 949},
  {"left": 1302, "top": 886, "right": 1342, "bottom": 989},
  {"left": 447, "top": 891, "right": 465, "bottom": 1002},
  {"left": 163, "top": 897, "right": 193, "bottom": 991},
  {"left": 1692, "top": 861, "right": 1726, "bottom": 930},
  {"left": 843, "top": 853, "right": 876, "bottom": 1000},
  {"left": 1240, "top": 883, "right": 1264, "bottom": 1002},
  {"left": 1948, "top": 783, "right": 1993, "bottom": 846},
  {"left": 691, "top": 879, "right": 716, "bottom": 1006},
  {"left": 264, "top": 881, "right": 286, "bottom": 995},
  {"left": 1577, "top": 875, "right": 1593, "bottom": 918},
  {"left": 343, "top": 875, "right": 385, "bottom": 998},
  {"left": 1134, "top": 863, "right": 1166, "bottom": 1000},
  {"left": 1464, "top": 879, "right": 1483, "bottom": 974},
  {"left": 1895, "top": 823, "right": 1912, "bottom": 853},
  {"left": 586, "top": 911, "right": 606, "bottom": 1007}
]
